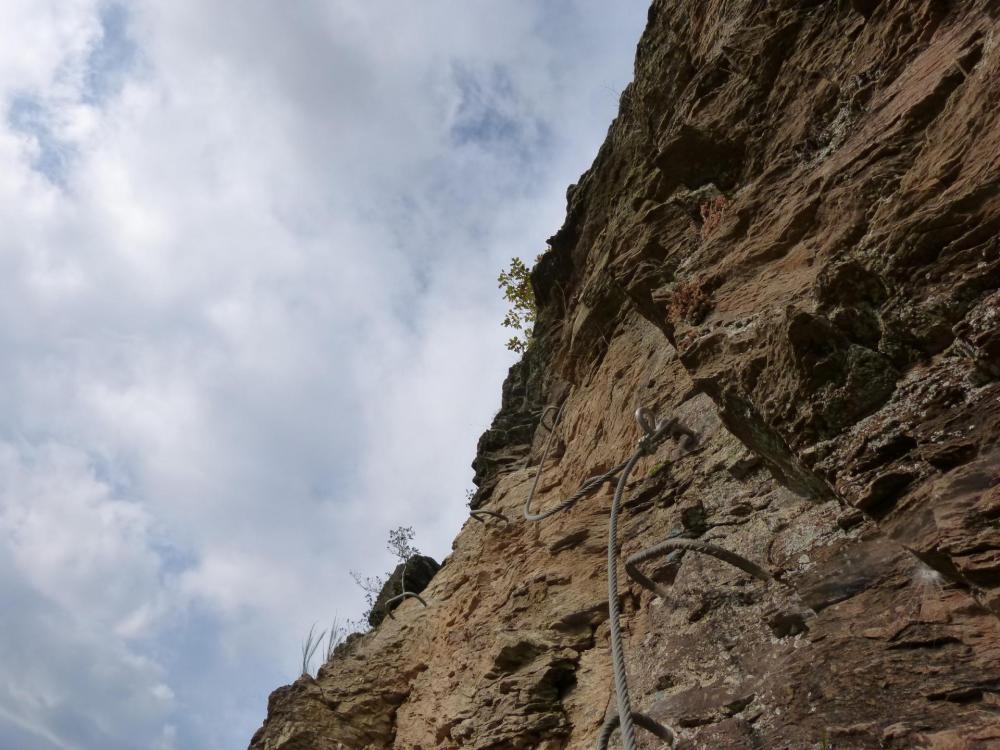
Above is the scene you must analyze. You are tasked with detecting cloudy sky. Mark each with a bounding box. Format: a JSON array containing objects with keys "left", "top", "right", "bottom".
[{"left": 0, "top": 2, "right": 647, "bottom": 748}]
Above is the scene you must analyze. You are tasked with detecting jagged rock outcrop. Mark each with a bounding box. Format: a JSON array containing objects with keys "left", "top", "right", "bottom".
[
  {"left": 250, "top": 1, "right": 1000, "bottom": 747},
  {"left": 369, "top": 556, "right": 441, "bottom": 628}
]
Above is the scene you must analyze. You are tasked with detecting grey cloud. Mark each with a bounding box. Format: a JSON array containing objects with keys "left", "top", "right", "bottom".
[{"left": 0, "top": 1, "right": 647, "bottom": 747}]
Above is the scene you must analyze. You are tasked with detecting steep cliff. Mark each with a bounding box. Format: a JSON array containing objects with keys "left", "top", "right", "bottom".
[{"left": 250, "top": 1, "right": 1000, "bottom": 747}]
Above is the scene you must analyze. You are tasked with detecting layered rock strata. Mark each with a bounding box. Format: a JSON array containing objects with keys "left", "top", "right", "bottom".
[{"left": 251, "top": 1, "right": 1000, "bottom": 747}]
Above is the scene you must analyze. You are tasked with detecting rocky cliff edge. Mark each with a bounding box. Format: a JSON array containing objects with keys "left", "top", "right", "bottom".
[{"left": 250, "top": 1, "right": 1000, "bottom": 747}]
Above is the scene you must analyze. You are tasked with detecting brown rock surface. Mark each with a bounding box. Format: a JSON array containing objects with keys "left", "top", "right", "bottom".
[{"left": 250, "top": 1, "right": 1000, "bottom": 747}]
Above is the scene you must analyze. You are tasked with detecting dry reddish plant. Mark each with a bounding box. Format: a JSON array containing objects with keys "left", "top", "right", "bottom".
[
  {"left": 699, "top": 195, "right": 730, "bottom": 238},
  {"left": 669, "top": 279, "right": 712, "bottom": 324}
]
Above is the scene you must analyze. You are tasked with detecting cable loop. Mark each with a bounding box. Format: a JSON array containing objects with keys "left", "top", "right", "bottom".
[
  {"left": 598, "top": 711, "right": 675, "bottom": 749},
  {"left": 521, "top": 400, "right": 778, "bottom": 749},
  {"left": 522, "top": 401, "right": 700, "bottom": 748},
  {"left": 635, "top": 406, "right": 659, "bottom": 436},
  {"left": 523, "top": 399, "right": 631, "bottom": 521},
  {"left": 625, "top": 538, "right": 772, "bottom": 601},
  {"left": 384, "top": 591, "right": 428, "bottom": 621},
  {"left": 469, "top": 510, "right": 510, "bottom": 526}
]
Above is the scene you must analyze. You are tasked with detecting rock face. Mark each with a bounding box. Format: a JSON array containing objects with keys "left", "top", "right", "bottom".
[
  {"left": 369, "top": 556, "right": 441, "bottom": 629},
  {"left": 250, "top": 2, "right": 1000, "bottom": 748}
]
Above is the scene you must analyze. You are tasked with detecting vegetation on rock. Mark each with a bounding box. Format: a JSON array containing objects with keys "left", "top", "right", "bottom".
[{"left": 498, "top": 256, "right": 538, "bottom": 353}]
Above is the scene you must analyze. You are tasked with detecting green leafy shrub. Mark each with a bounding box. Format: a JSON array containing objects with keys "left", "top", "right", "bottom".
[{"left": 498, "top": 257, "right": 537, "bottom": 353}]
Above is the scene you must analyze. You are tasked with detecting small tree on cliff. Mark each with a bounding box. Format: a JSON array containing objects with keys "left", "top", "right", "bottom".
[
  {"left": 348, "top": 570, "right": 385, "bottom": 624},
  {"left": 387, "top": 525, "right": 419, "bottom": 562},
  {"left": 498, "top": 256, "right": 538, "bottom": 353},
  {"left": 349, "top": 526, "right": 421, "bottom": 624}
]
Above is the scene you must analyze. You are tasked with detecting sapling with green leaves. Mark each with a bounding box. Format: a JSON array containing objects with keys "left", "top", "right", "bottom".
[{"left": 498, "top": 256, "right": 538, "bottom": 353}]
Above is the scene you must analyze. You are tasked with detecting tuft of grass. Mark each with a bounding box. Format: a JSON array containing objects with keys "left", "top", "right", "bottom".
[
  {"left": 300, "top": 623, "right": 326, "bottom": 677},
  {"left": 324, "top": 617, "right": 348, "bottom": 661}
]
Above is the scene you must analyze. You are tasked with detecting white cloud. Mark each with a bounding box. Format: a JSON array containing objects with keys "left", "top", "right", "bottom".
[
  {"left": 0, "top": 442, "right": 165, "bottom": 634},
  {"left": 0, "top": 1, "right": 647, "bottom": 747}
]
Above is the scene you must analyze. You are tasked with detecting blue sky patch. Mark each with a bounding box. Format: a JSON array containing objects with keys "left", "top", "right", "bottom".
[
  {"left": 7, "top": 96, "right": 72, "bottom": 184},
  {"left": 84, "top": 3, "right": 138, "bottom": 104},
  {"left": 449, "top": 63, "right": 550, "bottom": 161}
]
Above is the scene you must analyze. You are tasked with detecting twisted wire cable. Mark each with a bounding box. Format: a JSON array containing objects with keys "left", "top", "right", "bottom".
[
  {"left": 608, "top": 448, "right": 646, "bottom": 749},
  {"left": 385, "top": 591, "right": 428, "bottom": 620},
  {"left": 469, "top": 510, "right": 510, "bottom": 526},
  {"left": 603, "top": 539, "right": 774, "bottom": 747},
  {"left": 539, "top": 403, "right": 561, "bottom": 432},
  {"left": 606, "top": 413, "right": 684, "bottom": 749},
  {"left": 522, "top": 401, "right": 687, "bottom": 748},
  {"left": 597, "top": 711, "right": 675, "bottom": 749},
  {"left": 385, "top": 558, "right": 429, "bottom": 621},
  {"left": 524, "top": 401, "right": 631, "bottom": 521},
  {"left": 467, "top": 403, "right": 568, "bottom": 526},
  {"left": 625, "top": 538, "right": 772, "bottom": 600},
  {"left": 520, "top": 398, "right": 775, "bottom": 748}
]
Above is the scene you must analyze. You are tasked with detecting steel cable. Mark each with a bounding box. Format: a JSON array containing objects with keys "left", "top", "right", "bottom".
[
  {"left": 597, "top": 711, "right": 675, "bottom": 749},
  {"left": 446, "top": 395, "right": 776, "bottom": 748},
  {"left": 469, "top": 510, "right": 510, "bottom": 526},
  {"left": 606, "top": 414, "right": 691, "bottom": 748},
  {"left": 522, "top": 401, "right": 777, "bottom": 749},
  {"left": 607, "top": 448, "right": 646, "bottom": 749},
  {"left": 385, "top": 591, "right": 428, "bottom": 620},
  {"left": 625, "top": 538, "right": 773, "bottom": 601},
  {"left": 384, "top": 557, "right": 429, "bottom": 621},
  {"left": 524, "top": 401, "right": 632, "bottom": 522},
  {"left": 468, "top": 404, "right": 578, "bottom": 526},
  {"left": 523, "top": 403, "right": 690, "bottom": 748}
]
